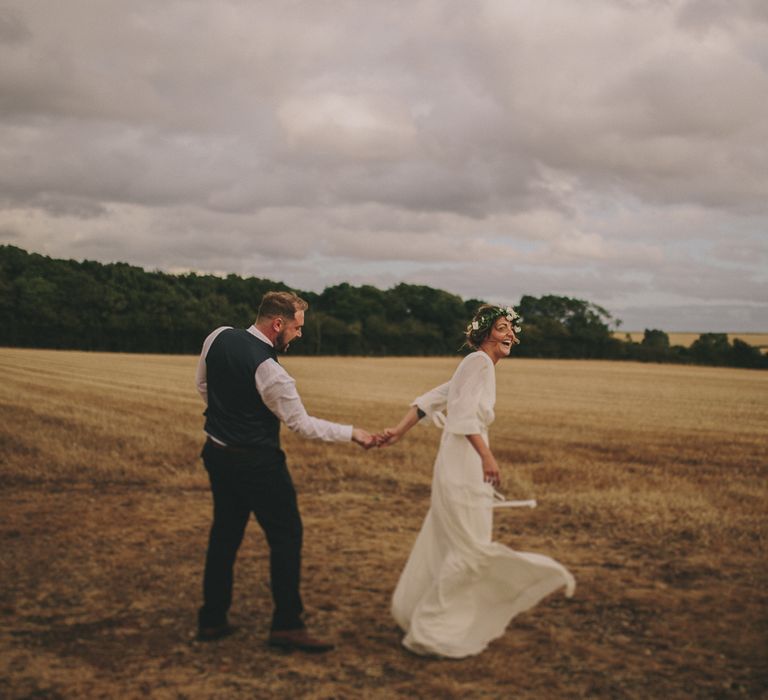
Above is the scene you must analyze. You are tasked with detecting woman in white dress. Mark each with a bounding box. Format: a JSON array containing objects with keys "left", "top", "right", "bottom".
[{"left": 381, "top": 304, "right": 575, "bottom": 658}]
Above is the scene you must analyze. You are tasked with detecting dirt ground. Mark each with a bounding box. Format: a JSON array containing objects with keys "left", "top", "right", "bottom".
[
  {"left": 0, "top": 349, "right": 766, "bottom": 698},
  {"left": 2, "top": 477, "right": 765, "bottom": 699}
]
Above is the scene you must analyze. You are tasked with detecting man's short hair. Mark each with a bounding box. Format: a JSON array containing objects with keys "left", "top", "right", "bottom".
[{"left": 257, "top": 291, "right": 308, "bottom": 321}]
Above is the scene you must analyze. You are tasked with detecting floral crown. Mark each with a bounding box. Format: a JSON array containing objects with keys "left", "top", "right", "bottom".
[{"left": 467, "top": 306, "right": 523, "bottom": 336}]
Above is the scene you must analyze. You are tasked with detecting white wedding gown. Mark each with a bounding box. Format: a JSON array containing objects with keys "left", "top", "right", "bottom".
[{"left": 392, "top": 351, "right": 575, "bottom": 658}]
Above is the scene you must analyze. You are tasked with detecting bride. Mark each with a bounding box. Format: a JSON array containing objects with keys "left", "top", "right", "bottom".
[{"left": 379, "top": 304, "right": 575, "bottom": 658}]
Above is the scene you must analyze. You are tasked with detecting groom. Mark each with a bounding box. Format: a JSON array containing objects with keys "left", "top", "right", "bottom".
[{"left": 195, "top": 290, "right": 375, "bottom": 651}]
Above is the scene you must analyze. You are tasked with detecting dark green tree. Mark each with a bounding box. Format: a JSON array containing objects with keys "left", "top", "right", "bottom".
[
  {"left": 642, "top": 329, "right": 670, "bottom": 349},
  {"left": 515, "top": 295, "right": 619, "bottom": 358},
  {"left": 689, "top": 333, "right": 730, "bottom": 365},
  {"left": 1, "top": 245, "right": 764, "bottom": 368},
  {"left": 727, "top": 339, "right": 767, "bottom": 369}
]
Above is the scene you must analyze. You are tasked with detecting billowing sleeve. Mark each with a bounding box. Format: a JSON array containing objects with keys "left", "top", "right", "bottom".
[
  {"left": 411, "top": 381, "right": 449, "bottom": 423},
  {"left": 444, "top": 353, "right": 491, "bottom": 435}
]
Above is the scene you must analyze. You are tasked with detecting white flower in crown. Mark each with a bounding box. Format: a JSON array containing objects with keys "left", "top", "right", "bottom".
[{"left": 471, "top": 320, "right": 480, "bottom": 330}]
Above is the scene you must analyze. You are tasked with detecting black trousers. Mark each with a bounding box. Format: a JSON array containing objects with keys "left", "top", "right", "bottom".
[{"left": 198, "top": 440, "right": 304, "bottom": 631}]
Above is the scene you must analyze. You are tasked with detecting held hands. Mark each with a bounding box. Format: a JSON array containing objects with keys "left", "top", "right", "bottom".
[
  {"left": 351, "top": 427, "right": 378, "bottom": 450},
  {"left": 351, "top": 426, "right": 402, "bottom": 449},
  {"left": 374, "top": 427, "right": 401, "bottom": 448},
  {"left": 370, "top": 405, "right": 419, "bottom": 449},
  {"left": 351, "top": 427, "right": 403, "bottom": 449}
]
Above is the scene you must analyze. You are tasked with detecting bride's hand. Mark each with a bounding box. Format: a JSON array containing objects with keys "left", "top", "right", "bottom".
[
  {"left": 482, "top": 454, "right": 501, "bottom": 487},
  {"left": 376, "top": 428, "right": 401, "bottom": 448}
]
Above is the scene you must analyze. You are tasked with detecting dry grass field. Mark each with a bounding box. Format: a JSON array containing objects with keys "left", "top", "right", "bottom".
[{"left": 0, "top": 347, "right": 766, "bottom": 699}]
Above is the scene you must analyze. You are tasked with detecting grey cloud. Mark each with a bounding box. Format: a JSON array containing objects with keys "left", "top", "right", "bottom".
[
  {"left": 0, "top": 7, "right": 30, "bottom": 45},
  {"left": 613, "top": 303, "right": 768, "bottom": 333},
  {"left": 649, "top": 258, "right": 768, "bottom": 302},
  {"left": 1, "top": 0, "right": 766, "bottom": 330},
  {"left": 0, "top": 225, "right": 21, "bottom": 241},
  {"left": 4, "top": 0, "right": 766, "bottom": 217},
  {"left": 677, "top": 0, "right": 768, "bottom": 31},
  {"left": 710, "top": 238, "right": 768, "bottom": 265}
]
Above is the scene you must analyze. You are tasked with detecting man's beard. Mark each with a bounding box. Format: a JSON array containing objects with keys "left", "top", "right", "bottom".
[{"left": 275, "top": 329, "right": 290, "bottom": 352}]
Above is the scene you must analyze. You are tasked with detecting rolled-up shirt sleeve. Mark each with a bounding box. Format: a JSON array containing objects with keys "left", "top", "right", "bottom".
[{"left": 256, "top": 359, "right": 353, "bottom": 442}]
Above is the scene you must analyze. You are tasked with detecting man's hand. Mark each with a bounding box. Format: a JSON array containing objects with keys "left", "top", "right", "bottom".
[{"left": 351, "top": 427, "right": 377, "bottom": 450}]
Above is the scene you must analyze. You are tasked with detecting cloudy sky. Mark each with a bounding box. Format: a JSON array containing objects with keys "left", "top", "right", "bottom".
[{"left": 1, "top": 0, "right": 767, "bottom": 331}]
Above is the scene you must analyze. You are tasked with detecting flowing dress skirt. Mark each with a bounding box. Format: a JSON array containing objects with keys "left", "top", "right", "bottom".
[{"left": 392, "top": 430, "right": 575, "bottom": 658}]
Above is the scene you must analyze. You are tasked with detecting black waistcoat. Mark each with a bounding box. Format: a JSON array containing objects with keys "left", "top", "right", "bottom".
[{"left": 203, "top": 329, "right": 280, "bottom": 449}]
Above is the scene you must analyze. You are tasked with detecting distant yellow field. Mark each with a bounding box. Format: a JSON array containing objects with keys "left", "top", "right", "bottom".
[
  {"left": 614, "top": 331, "right": 768, "bottom": 349},
  {"left": 0, "top": 348, "right": 766, "bottom": 698}
]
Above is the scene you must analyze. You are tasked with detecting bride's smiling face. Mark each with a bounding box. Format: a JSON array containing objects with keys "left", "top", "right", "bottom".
[{"left": 481, "top": 317, "right": 518, "bottom": 362}]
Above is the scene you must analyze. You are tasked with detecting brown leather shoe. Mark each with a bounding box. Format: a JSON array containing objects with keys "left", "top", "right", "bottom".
[
  {"left": 268, "top": 628, "right": 335, "bottom": 653},
  {"left": 197, "top": 623, "right": 237, "bottom": 642}
]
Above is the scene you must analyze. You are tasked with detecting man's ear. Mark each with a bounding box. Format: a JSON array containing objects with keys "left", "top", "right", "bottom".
[{"left": 273, "top": 317, "right": 283, "bottom": 332}]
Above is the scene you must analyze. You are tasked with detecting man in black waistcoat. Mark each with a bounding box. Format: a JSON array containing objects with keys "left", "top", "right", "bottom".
[{"left": 195, "top": 290, "right": 375, "bottom": 651}]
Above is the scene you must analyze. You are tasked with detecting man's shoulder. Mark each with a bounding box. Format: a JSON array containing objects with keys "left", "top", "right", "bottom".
[
  {"left": 217, "top": 329, "right": 278, "bottom": 364},
  {"left": 207, "top": 325, "right": 234, "bottom": 339},
  {"left": 200, "top": 326, "right": 233, "bottom": 355},
  {"left": 213, "top": 327, "right": 270, "bottom": 347},
  {"left": 210, "top": 326, "right": 259, "bottom": 342},
  {"left": 257, "top": 355, "right": 289, "bottom": 378}
]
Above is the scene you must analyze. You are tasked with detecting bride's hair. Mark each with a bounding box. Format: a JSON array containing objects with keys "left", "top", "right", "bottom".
[{"left": 464, "top": 304, "right": 504, "bottom": 349}]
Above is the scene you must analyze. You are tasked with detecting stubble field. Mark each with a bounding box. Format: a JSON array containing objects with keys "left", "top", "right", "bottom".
[{"left": 0, "top": 347, "right": 766, "bottom": 699}]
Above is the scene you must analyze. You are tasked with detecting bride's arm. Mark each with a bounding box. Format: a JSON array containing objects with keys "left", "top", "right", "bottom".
[
  {"left": 447, "top": 354, "right": 499, "bottom": 484},
  {"left": 377, "top": 405, "right": 423, "bottom": 446},
  {"left": 412, "top": 381, "right": 449, "bottom": 420},
  {"left": 377, "top": 381, "right": 449, "bottom": 446},
  {"left": 466, "top": 434, "right": 501, "bottom": 487}
]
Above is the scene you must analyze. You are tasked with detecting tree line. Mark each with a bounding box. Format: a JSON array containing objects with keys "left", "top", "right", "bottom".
[{"left": 1, "top": 245, "right": 764, "bottom": 368}]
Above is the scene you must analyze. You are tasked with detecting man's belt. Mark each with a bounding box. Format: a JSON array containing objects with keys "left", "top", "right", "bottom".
[{"left": 206, "top": 437, "right": 259, "bottom": 453}]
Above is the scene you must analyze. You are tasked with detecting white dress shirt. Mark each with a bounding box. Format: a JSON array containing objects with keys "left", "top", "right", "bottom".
[{"left": 196, "top": 325, "right": 353, "bottom": 444}]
